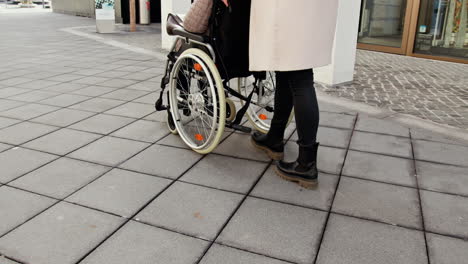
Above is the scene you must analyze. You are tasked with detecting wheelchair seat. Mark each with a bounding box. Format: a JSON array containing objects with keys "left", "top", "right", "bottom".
[{"left": 166, "top": 14, "right": 206, "bottom": 43}]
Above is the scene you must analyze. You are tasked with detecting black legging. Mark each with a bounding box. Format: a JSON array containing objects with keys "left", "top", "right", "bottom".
[{"left": 270, "top": 69, "right": 319, "bottom": 147}]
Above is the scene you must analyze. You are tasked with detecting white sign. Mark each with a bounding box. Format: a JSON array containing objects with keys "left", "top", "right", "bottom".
[
  {"left": 96, "top": 9, "right": 115, "bottom": 20},
  {"left": 95, "top": 0, "right": 115, "bottom": 20}
]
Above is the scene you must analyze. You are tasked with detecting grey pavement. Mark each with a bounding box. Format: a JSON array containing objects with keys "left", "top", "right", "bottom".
[{"left": 1, "top": 10, "right": 468, "bottom": 264}]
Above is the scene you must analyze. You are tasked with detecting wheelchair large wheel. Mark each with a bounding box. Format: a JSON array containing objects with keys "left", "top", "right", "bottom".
[
  {"left": 238, "top": 72, "right": 293, "bottom": 134},
  {"left": 169, "top": 48, "right": 225, "bottom": 154}
]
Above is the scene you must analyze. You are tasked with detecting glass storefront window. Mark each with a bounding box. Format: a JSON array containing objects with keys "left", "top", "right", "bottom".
[
  {"left": 358, "top": 0, "right": 408, "bottom": 48},
  {"left": 414, "top": 0, "right": 468, "bottom": 59}
]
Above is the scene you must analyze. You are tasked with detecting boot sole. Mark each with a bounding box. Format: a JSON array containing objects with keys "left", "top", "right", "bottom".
[
  {"left": 250, "top": 138, "right": 284, "bottom": 161},
  {"left": 275, "top": 167, "right": 318, "bottom": 189}
]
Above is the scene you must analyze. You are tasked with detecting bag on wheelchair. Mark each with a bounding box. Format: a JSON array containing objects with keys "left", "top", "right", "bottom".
[{"left": 211, "top": 0, "right": 252, "bottom": 81}]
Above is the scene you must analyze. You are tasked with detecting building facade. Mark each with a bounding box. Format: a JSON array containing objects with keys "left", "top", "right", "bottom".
[
  {"left": 358, "top": 0, "right": 467, "bottom": 63},
  {"left": 53, "top": 0, "right": 466, "bottom": 64}
]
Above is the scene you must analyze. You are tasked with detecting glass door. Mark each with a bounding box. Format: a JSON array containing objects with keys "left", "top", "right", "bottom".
[
  {"left": 413, "top": 0, "right": 467, "bottom": 60},
  {"left": 358, "top": 0, "right": 414, "bottom": 54}
]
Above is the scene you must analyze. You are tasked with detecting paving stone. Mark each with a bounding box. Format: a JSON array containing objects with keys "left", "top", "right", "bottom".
[
  {"left": 69, "top": 97, "right": 125, "bottom": 113},
  {"left": 214, "top": 133, "right": 270, "bottom": 162},
  {"left": 46, "top": 73, "right": 85, "bottom": 82},
  {"left": 182, "top": 154, "right": 267, "bottom": 193},
  {"left": 252, "top": 166, "right": 338, "bottom": 210},
  {"left": 413, "top": 140, "right": 468, "bottom": 167},
  {"left": 71, "top": 85, "right": 117, "bottom": 97},
  {"left": 0, "top": 202, "right": 124, "bottom": 264},
  {"left": 284, "top": 142, "right": 346, "bottom": 175},
  {"left": 157, "top": 133, "right": 193, "bottom": 149},
  {"left": 121, "top": 72, "right": 155, "bottom": 81},
  {"left": 95, "top": 70, "right": 133, "bottom": 78},
  {"left": 104, "top": 102, "right": 155, "bottom": 119},
  {"left": 132, "top": 91, "right": 158, "bottom": 104},
  {"left": 158, "top": 130, "right": 231, "bottom": 149},
  {"left": 426, "top": 233, "right": 468, "bottom": 264},
  {"left": 117, "top": 65, "right": 148, "bottom": 72},
  {"left": 0, "top": 87, "right": 30, "bottom": 98},
  {"left": 218, "top": 197, "right": 326, "bottom": 264},
  {"left": 421, "top": 190, "right": 468, "bottom": 238},
  {"left": 0, "top": 256, "right": 20, "bottom": 264},
  {"left": 200, "top": 244, "right": 289, "bottom": 264},
  {"left": 24, "top": 128, "right": 101, "bottom": 155},
  {"left": 318, "top": 101, "right": 356, "bottom": 114},
  {"left": 343, "top": 150, "right": 416, "bottom": 187},
  {"left": 68, "top": 136, "right": 149, "bottom": 166},
  {"left": 97, "top": 78, "right": 139, "bottom": 88},
  {"left": 0, "top": 103, "right": 59, "bottom": 120},
  {"left": 291, "top": 126, "right": 352, "bottom": 148},
  {"left": 0, "top": 77, "right": 35, "bottom": 86},
  {"left": 0, "top": 117, "right": 20, "bottom": 129},
  {"left": 15, "top": 79, "right": 62, "bottom": 90},
  {"left": 0, "top": 143, "right": 11, "bottom": 152},
  {"left": 316, "top": 214, "right": 427, "bottom": 264},
  {"left": 136, "top": 182, "right": 242, "bottom": 240},
  {"left": 411, "top": 128, "right": 468, "bottom": 146},
  {"left": 0, "top": 147, "right": 58, "bottom": 183},
  {"left": 81, "top": 221, "right": 209, "bottom": 264},
  {"left": 111, "top": 120, "right": 169, "bottom": 143},
  {"left": 127, "top": 81, "right": 159, "bottom": 91},
  {"left": 69, "top": 114, "right": 135, "bottom": 135},
  {"left": 0, "top": 100, "right": 25, "bottom": 112},
  {"left": 333, "top": 177, "right": 421, "bottom": 228},
  {"left": 143, "top": 110, "right": 167, "bottom": 122},
  {"left": 72, "top": 76, "right": 109, "bottom": 85},
  {"left": 10, "top": 157, "right": 109, "bottom": 199},
  {"left": 39, "top": 94, "right": 91, "bottom": 107},
  {"left": 73, "top": 68, "right": 107, "bottom": 76},
  {"left": 356, "top": 116, "right": 410, "bottom": 137},
  {"left": 43, "top": 82, "right": 88, "bottom": 93},
  {"left": 100, "top": 89, "right": 148, "bottom": 101},
  {"left": 350, "top": 131, "right": 412, "bottom": 158},
  {"left": 0, "top": 186, "right": 56, "bottom": 236},
  {"left": 8, "top": 90, "right": 60, "bottom": 103},
  {"left": 121, "top": 144, "right": 201, "bottom": 178},
  {"left": 31, "top": 108, "right": 95, "bottom": 127},
  {"left": 416, "top": 161, "right": 468, "bottom": 196},
  {"left": 320, "top": 112, "right": 356, "bottom": 129},
  {"left": 0, "top": 122, "right": 58, "bottom": 145},
  {"left": 67, "top": 169, "right": 171, "bottom": 217}
]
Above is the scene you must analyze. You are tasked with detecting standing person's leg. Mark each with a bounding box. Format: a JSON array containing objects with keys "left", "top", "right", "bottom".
[
  {"left": 276, "top": 69, "right": 320, "bottom": 189},
  {"left": 251, "top": 72, "right": 294, "bottom": 160}
]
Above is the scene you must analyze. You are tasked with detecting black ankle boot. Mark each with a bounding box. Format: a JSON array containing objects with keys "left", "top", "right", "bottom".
[
  {"left": 276, "top": 143, "right": 319, "bottom": 189},
  {"left": 251, "top": 131, "right": 284, "bottom": 161}
]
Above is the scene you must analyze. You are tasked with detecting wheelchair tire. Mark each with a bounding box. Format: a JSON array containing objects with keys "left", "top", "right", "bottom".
[
  {"left": 167, "top": 111, "right": 178, "bottom": 135},
  {"left": 168, "top": 48, "right": 226, "bottom": 154},
  {"left": 238, "top": 72, "right": 293, "bottom": 134}
]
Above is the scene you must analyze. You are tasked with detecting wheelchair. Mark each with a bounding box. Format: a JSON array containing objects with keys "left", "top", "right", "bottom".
[{"left": 155, "top": 1, "right": 290, "bottom": 154}]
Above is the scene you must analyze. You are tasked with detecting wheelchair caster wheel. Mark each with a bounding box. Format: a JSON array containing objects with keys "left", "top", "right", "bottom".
[{"left": 226, "top": 99, "right": 236, "bottom": 122}]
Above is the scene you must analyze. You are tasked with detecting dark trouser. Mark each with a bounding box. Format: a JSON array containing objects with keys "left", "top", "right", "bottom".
[{"left": 270, "top": 69, "right": 319, "bottom": 147}]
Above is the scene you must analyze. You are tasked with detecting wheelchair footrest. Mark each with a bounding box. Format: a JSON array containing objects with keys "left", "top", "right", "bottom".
[
  {"left": 155, "top": 99, "right": 167, "bottom": 111},
  {"left": 227, "top": 123, "right": 252, "bottom": 134}
]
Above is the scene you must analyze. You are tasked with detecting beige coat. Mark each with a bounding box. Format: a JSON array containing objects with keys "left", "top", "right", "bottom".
[{"left": 249, "top": 0, "right": 339, "bottom": 71}]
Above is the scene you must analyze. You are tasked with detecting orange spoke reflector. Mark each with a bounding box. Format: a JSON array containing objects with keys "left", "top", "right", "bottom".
[
  {"left": 195, "top": 134, "right": 204, "bottom": 141},
  {"left": 194, "top": 63, "right": 202, "bottom": 71},
  {"left": 259, "top": 114, "right": 268, "bottom": 120}
]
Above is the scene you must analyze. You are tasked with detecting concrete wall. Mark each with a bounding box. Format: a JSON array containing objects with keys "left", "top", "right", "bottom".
[{"left": 53, "top": 0, "right": 123, "bottom": 23}]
